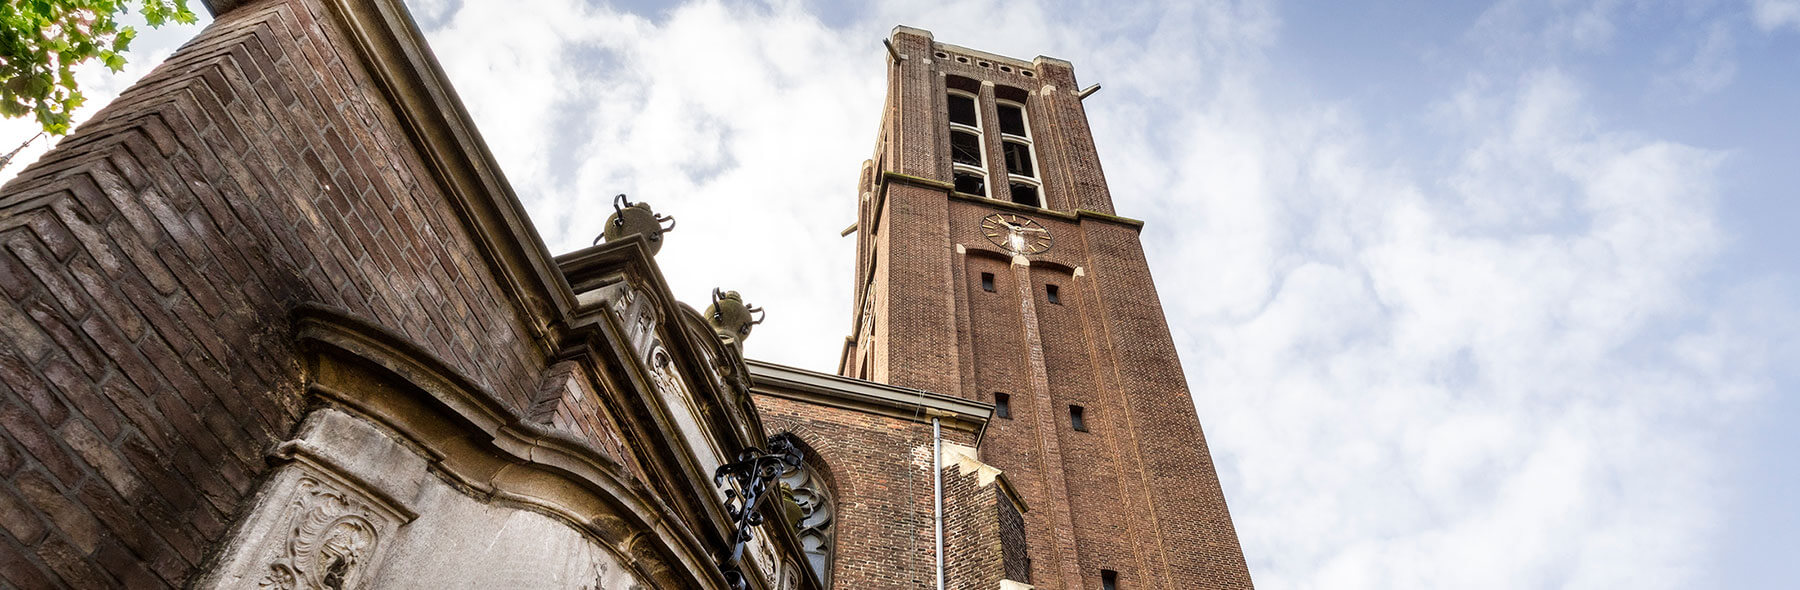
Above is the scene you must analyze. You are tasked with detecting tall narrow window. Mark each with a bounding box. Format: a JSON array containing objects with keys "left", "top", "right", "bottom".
[
  {"left": 994, "top": 392, "right": 1011, "bottom": 419},
  {"left": 1102, "top": 569, "right": 1119, "bottom": 590},
  {"left": 1070, "top": 405, "right": 1087, "bottom": 432},
  {"left": 981, "top": 272, "right": 996, "bottom": 292},
  {"left": 1046, "top": 284, "right": 1061, "bottom": 304},
  {"left": 947, "top": 90, "right": 988, "bottom": 198},
  {"left": 996, "top": 100, "right": 1041, "bottom": 208}
]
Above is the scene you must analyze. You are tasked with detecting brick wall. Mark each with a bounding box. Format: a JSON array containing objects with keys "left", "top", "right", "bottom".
[
  {"left": 0, "top": 0, "right": 564, "bottom": 586},
  {"left": 754, "top": 394, "right": 983, "bottom": 590}
]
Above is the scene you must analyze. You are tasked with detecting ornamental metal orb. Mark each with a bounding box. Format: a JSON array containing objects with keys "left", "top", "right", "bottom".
[
  {"left": 598, "top": 194, "right": 677, "bottom": 255},
  {"left": 705, "top": 289, "right": 765, "bottom": 347}
]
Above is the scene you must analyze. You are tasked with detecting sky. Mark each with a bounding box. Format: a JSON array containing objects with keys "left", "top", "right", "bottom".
[{"left": 1, "top": 0, "right": 1796, "bottom": 588}]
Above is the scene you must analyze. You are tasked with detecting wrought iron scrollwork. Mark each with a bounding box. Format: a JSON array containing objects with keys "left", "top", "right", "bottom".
[{"left": 712, "top": 434, "right": 803, "bottom": 590}]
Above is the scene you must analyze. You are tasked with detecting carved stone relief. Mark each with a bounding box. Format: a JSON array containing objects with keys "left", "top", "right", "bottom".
[
  {"left": 259, "top": 476, "right": 386, "bottom": 590},
  {"left": 200, "top": 407, "right": 654, "bottom": 590},
  {"left": 196, "top": 461, "right": 405, "bottom": 590},
  {"left": 778, "top": 462, "right": 835, "bottom": 586}
]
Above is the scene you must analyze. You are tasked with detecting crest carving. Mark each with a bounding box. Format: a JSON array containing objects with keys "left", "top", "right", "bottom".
[{"left": 260, "top": 476, "right": 383, "bottom": 590}]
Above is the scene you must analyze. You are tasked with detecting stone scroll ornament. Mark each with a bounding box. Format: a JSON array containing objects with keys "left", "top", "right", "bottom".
[
  {"left": 259, "top": 477, "right": 382, "bottom": 590},
  {"left": 596, "top": 194, "right": 677, "bottom": 255},
  {"left": 713, "top": 434, "right": 805, "bottom": 590}
]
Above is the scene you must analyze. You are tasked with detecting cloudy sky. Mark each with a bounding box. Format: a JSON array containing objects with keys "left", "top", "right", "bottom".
[{"left": 3, "top": 0, "right": 1797, "bottom": 588}]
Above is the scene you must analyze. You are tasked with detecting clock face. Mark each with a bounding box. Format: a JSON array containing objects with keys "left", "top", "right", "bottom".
[{"left": 981, "top": 213, "right": 1053, "bottom": 255}]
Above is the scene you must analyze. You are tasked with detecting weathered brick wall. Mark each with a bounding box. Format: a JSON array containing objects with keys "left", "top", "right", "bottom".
[
  {"left": 0, "top": 0, "right": 558, "bottom": 586},
  {"left": 997, "top": 492, "right": 1027, "bottom": 583},
  {"left": 940, "top": 459, "right": 1002, "bottom": 590},
  {"left": 754, "top": 394, "right": 981, "bottom": 590}
]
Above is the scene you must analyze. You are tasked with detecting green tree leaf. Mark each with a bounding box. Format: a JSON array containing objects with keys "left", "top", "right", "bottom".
[{"left": 0, "top": 0, "right": 198, "bottom": 134}]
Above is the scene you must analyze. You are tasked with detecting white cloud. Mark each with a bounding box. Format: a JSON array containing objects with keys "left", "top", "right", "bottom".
[
  {"left": 1655, "top": 21, "right": 1738, "bottom": 101},
  {"left": 1751, "top": 0, "right": 1800, "bottom": 32},
  {"left": 419, "top": 0, "right": 885, "bottom": 368}
]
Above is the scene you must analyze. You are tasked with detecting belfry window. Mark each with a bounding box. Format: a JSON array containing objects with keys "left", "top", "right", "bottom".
[
  {"left": 947, "top": 89, "right": 989, "bottom": 198},
  {"left": 778, "top": 457, "right": 836, "bottom": 586},
  {"left": 948, "top": 92, "right": 979, "bottom": 127},
  {"left": 951, "top": 131, "right": 985, "bottom": 167},
  {"left": 1103, "top": 569, "right": 1119, "bottom": 590},
  {"left": 1002, "top": 141, "right": 1034, "bottom": 177},
  {"left": 954, "top": 172, "right": 988, "bottom": 197},
  {"left": 996, "top": 99, "right": 1041, "bottom": 208},
  {"left": 997, "top": 103, "right": 1029, "bottom": 136}
]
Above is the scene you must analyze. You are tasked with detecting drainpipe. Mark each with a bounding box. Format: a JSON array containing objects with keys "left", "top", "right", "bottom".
[{"left": 933, "top": 416, "right": 945, "bottom": 590}]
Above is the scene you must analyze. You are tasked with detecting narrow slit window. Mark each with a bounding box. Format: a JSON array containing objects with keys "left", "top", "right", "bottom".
[
  {"left": 994, "top": 392, "right": 1011, "bottom": 419},
  {"left": 951, "top": 131, "right": 985, "bottom": 167},
  {"left": 981, "top": 272, "right": 996, "bottom": 292},
  {"left": 955, "top": 172, "right": 988, "bottom": 197},
  {"left": 1009, "top": 182, "right": 1041, "bottom": 208},
  {"left": 1102, "top": 570, "right": 1119, "bottom": 590},
  {"left": 1046, "top": 284, "right": 1061, "bottom": 304},
  {"left": 948, "top": 93, "right": 979, "bottom": 127},
  {"left": 1070, "top": 405, "right": 1087, "bottom": 432},
  {"left": 1003, "top": 141, "right": 1035, "bottom": 177}
]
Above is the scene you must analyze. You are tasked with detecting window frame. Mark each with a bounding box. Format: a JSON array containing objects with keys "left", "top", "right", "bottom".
[
  {"left": 947, "top": 89, "right": 989, "bottom": 197},
  {"left": 995, "top": 99, "right": 1043, "bottom": 208}
]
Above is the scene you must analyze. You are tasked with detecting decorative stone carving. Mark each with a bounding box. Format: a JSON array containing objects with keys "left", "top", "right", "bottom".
[
  {"left": 777, "top": 461, "right": 835, "bottom": 586},
  {"left": 260, "top": 476, "right": 384, "bottom": 590},
  {"left": 196, "top": 461, "right": 405, "bottom": 590}
]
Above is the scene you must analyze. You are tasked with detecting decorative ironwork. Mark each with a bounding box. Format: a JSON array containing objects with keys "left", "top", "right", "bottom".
[{"left": 713, "top": 434, "right": 803, "bottom": 590}]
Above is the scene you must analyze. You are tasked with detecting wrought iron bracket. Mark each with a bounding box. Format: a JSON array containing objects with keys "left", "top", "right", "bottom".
[{"left": 712, "top": 434, "right": 803, "bottom": 590}]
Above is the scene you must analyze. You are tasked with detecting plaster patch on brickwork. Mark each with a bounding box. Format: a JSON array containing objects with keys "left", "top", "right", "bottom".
[{"left": 999, "top": 580, "right": 1035, "bottom": 590}]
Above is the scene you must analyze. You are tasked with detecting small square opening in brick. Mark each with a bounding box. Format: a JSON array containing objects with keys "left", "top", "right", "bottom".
[
  {"left": 1070, "top": 405, "right": 1087, "bottom": 432},
  {"left": 981, "top": 272, "right": 996, "bottom": 292},
  {"left": 1046, "top": 284, "right": 1061, "bottom": 304}
]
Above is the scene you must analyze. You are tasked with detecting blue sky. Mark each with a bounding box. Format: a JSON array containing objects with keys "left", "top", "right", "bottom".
[{"left": 1, "top": 0, "right": 1795, "bottom": 587}]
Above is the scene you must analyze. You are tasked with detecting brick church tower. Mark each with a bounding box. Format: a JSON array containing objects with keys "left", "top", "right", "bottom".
[{"left": 839, "top": 27, "right": 1255, "bottom": 589}]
